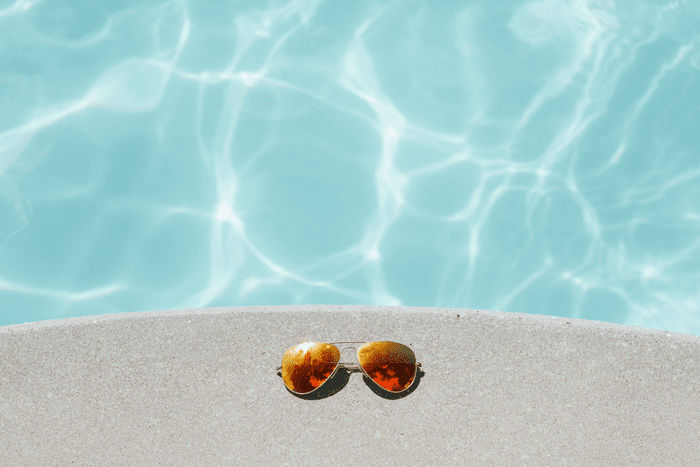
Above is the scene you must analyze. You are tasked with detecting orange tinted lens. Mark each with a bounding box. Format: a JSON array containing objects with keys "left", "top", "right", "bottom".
[
  {"left": 357, "top": 342, "right": 416, "bottom": 392},
  {"left": 281, "top": 342, "right": 340, "bottom": 394}
]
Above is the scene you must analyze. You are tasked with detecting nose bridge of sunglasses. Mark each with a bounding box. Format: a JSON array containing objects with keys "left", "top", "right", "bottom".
[{"left": 336, "top": 346, "right": 360, "bottom": 366}]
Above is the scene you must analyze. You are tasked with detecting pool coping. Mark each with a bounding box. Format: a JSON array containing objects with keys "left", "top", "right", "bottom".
[{"left": 2, "top": 305, "right": 699, "bottom": 465}]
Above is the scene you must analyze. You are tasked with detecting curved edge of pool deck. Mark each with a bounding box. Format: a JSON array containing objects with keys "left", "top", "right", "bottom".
[{"left": 2, "top": 305, "right": 699, "bottom": 466}]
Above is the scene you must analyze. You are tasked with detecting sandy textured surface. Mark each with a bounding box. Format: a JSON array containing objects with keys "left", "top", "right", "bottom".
[{"left": 1, "top": 305, "right": 699, "bottom": 466}]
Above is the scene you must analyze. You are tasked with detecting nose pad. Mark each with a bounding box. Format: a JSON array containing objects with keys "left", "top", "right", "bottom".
[{"left": 337, "top": 346, "right": 359, "bottom": 365}]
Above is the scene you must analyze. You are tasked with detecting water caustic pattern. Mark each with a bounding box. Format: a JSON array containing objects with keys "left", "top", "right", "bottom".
[{"left": 1, "top": 1, "right": 700, "bottom": 334}]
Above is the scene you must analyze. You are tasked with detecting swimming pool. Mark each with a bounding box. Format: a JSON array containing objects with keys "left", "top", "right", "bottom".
[{"left": 1, "top": 0, "right": 699, "bottom": 335}]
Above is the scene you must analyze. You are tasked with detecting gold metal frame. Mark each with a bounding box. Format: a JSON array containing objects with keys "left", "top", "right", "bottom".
[{"left": 276, "top": 341, "right": 422, "bottom": 395}]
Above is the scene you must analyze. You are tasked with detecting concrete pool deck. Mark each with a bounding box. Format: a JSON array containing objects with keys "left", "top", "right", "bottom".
[{"left": 1, "top": 305, "right": 698, "bottom": 465}]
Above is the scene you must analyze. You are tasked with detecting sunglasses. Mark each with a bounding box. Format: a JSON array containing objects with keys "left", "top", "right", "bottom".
[{"left": 277, "top": 341, "right": 421, "bottom": 395}]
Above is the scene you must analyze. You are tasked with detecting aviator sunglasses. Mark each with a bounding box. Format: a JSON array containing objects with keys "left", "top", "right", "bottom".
[{"left": 277, "top": 341, "right": 421, "bottom": 395}]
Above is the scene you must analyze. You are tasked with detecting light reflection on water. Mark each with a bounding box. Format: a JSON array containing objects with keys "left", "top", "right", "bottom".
[{"left": 1, "top": 0, "right": 699, "bottom": 335}]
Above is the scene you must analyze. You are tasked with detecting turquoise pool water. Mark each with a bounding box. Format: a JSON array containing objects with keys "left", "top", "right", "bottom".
[{"left": 1, "top": 0, "right": 699, "bottom": 335}]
